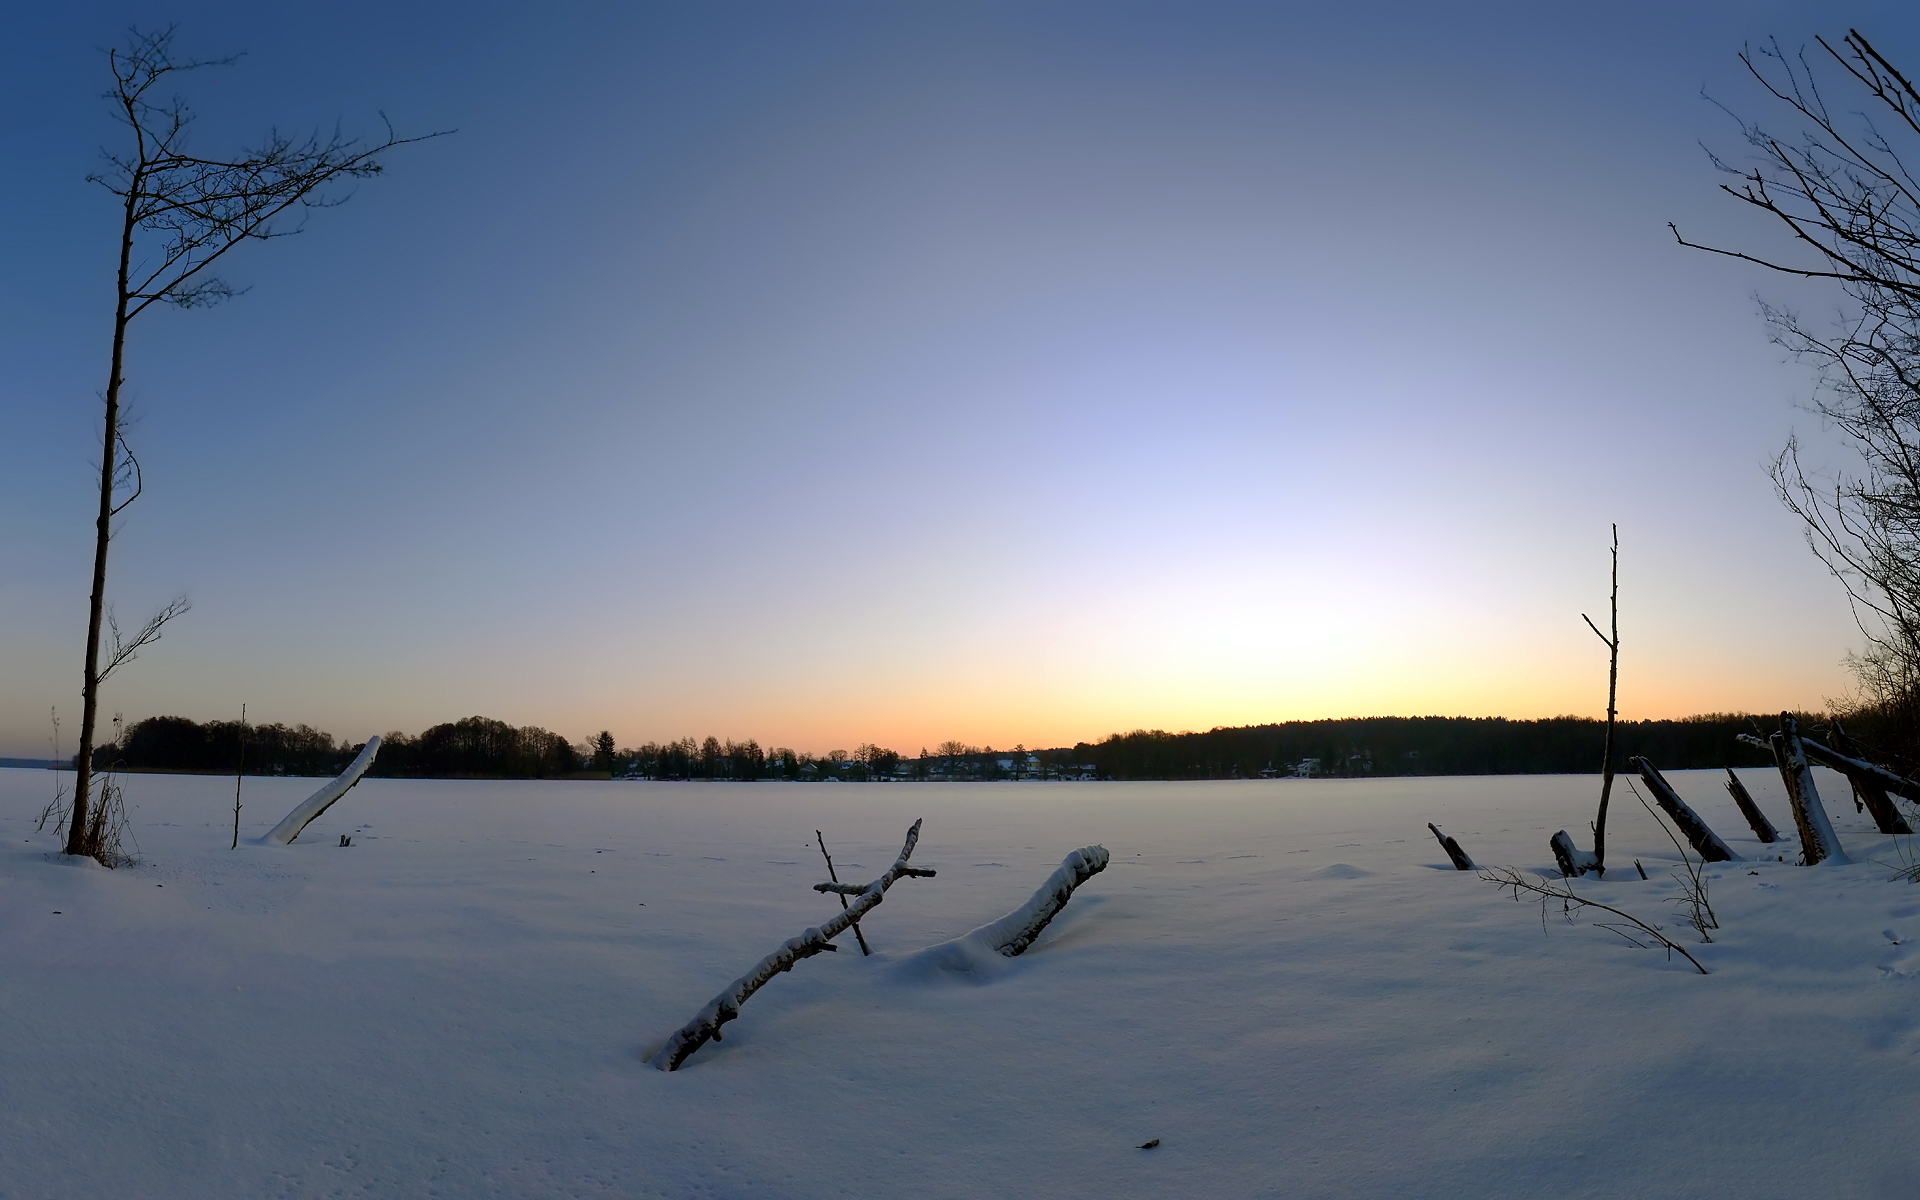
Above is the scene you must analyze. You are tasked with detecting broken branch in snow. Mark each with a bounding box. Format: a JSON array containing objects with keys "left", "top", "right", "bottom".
[
  {"left": 814, "top": 829, "right": 871, "bottom": 955},
  {"left": 969, "top": 846, "right": 1110, "bottom": 956},
  {"left": 1630, "top": 781, "right": 1719, "bottom": 942},
  {"left": 650, "top": 818, "right": 935, "bottom": 1071},
  {"left": 1480, "top": 865, "right": 1708, "bottom": 974},
  {"left": 1429, "top": 823, "right": 1476, "bottom": 871},
  {"left": 263, "top": 737, "right": 380, "bottom": 845}
]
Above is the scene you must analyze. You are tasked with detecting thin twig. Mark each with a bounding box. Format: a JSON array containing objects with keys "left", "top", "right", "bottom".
[{"left": 815, "top": 829, "right": 871, "bottom": 955}]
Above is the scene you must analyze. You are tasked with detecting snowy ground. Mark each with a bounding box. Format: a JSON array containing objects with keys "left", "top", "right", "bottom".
[{"left": 5, "top": 765, "right": 1920, "bottom": 1198}]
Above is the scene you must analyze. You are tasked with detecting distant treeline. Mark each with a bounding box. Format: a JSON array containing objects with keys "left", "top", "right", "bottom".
[
  {"left": 93, "top": 711, "right": 1818, "bottom": 783},
  {"left": 98, "top": 714, "right": 578, "bottom": 779},
  {"left": 1068, "top": 715, "right": 1796, "bottom": 780}
]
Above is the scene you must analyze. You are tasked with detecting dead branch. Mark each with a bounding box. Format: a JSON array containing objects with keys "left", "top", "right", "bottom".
[
  {"left": 970, "top": 846, "right": 1110, "bottom": 956},
  {"left": 1480, "top": 866, "right": 1708, "bottom": 974},
  {"left": 815, "top": 829, "right": 871, "bottom": 955},
  {"left": 97, "top": 595, "right": 189, "bottom": 686},
  {"left": 650, "top": 819, "right": 936, "bottom": 1071},
  {"left": 1630, "top": 782, "right": 1719, "bottom": 941}
]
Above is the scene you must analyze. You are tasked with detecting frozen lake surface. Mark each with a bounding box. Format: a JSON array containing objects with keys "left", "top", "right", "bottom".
[{"left": 4, "top": 766, "right": 1920, "bottom": 1198}]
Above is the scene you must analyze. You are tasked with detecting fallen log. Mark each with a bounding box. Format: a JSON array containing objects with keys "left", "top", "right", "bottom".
[
  {"left": 1631, "top": 758, "right": 1737, "bottom": 862},
  {"left": 1722, "top": 768, "right": 1779, "bottom": 843},
  {"left": 969, "top": 846, "right": 1110, "bottom": 956},
  {"left": 1772, "top": 715, "right": 1847, "bottom": 865},
  {"left": 263, "top": 737, "right": 381, "bottom": 846},
  {"left": 1429, "top": 823, "right": 1476, "bottom": 871},
  {"left": 649, "top": 819, "right": 935, "bottom": 1071}
]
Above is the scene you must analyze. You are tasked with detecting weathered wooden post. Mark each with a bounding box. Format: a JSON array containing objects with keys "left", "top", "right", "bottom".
[
  {"left": 1771, "top": 714, "right": 1847, "bottom": 865},
  {"left": 1722, "top": 768, "right": 1778, "bottom": 843},
  {"left": 1631, "top": 758, "right": 1737, "bottom": 862},
  {"left": 1429, "top": 823, "right": 1476, "bottom": 871}
]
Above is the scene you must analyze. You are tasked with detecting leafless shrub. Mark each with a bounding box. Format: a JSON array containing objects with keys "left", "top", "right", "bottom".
[
  {"left": 1480, "top": 866, "right": 1709, "bottom": 974},
  {"left": 1630, "top": 781, "right": 1719, "bottom": 941}
]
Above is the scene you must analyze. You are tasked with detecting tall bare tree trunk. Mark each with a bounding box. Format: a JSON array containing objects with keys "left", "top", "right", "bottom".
[
  {"left": 66, "top": 198, "right": 137, "bottom": 859},
  {"left": 1582, "top": 525, "right": 1621, "bottom": 875}
]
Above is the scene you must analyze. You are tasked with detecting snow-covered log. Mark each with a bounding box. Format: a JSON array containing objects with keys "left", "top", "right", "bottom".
[
  {"left": 1429, "top": 823, "right": 1476, "bottom": 871},
  {"left": 1631, "top": 758, "right": 1737, "bottom": 862},
  {"left": 1722, "top": 768, "right": 1779, "bottom": 843},
  {"left": 1799, "top": 733, "right": 1917, "bottom": 834},
  {"left": 967, "top": 846, "right": 1110, "bottom": 957},
  {"left": 1548, "top": 830, "right": 1596, "bottom": 877},
  {"left": 263, "top": 737, "right": 380, "bottom": 846},
  {"left": 1771, "top": 718, "right": 1848, "bottom": 865},
  {"left": 650, "top": 819, "right": 935, "bottom": 1071}
]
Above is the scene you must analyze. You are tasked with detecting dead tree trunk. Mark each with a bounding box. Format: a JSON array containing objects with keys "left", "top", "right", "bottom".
[
  {"left": 1816, "top": 724, "right": 1914, "bottom": 834},
  {"left": 1722, "top": 768, "right": 1779, "bottom": 842},
  {"left": 1631, "top": 758, "right": 1738, "bottom": 862},
  {"left": 1429, "top": 823, "right": 1476, "bottom": 871},
  {"left": 1582, "top": 524, "right": 1622, "bottom": 874},
  {"left": 650, "top": 819, "right": 935, "bottom": 1071},
  {"left": 1771, "top": 715, "right": 1848, "bottom": 865}
]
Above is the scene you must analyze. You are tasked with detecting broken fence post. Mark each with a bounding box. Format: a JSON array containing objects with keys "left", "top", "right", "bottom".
[
  {"left": 1429, "top": 823, "right": 1476, "bottom": 871},
  {"left": 1722, "top": 768, "right": 1779, "bottom": 843},
  {"left": 649, "top": 818, "right": 935, "bottom": 1071},
  {"left": 1770, "top": 715, "right": 1848, "bottom": 865},
  {"left": 1631, "top": 758, "right": 1737, "bottom": 862}
]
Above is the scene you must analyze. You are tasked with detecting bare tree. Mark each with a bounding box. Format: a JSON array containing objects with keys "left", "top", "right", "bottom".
[
  {"left": 63, "top": 27, "right": 446, "bottom": 860},
  {"left": 1557, "top": 525, "right": 1622, "bottom": 877},
  {"left": 1673, "top": 30, "right": 1920, "bottom": 768}
]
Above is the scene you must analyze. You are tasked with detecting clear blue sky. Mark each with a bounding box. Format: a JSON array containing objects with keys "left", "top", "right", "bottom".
[{"left": 3, "top": 1, "right": 1912, "bottom": 757}]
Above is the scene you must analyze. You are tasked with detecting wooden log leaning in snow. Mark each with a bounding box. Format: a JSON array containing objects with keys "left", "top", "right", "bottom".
[
  {"left": 1630, "top": 758, "right": 1737, "bottom": 863},
  {"left": 1770, "top": 715, "right": 1848, "bottom": 865},
  {"left": 263, "top": 737, "right": 381, "bottom": 846},
  {"left": 968, "top": 846, "right": 1110, "bottom": 956},
  {"left": 1722, "top": 768, "right": 1779, "bottom": 843},
  {"left": 649, "top": 818, "right": 935, "bottom": 1072},
  {"left": 1798, "top": 731, "right": 1917, "bottom": 835},
  {"left": 1429, "top": 823, "right": 1476, "bottom": 871}
]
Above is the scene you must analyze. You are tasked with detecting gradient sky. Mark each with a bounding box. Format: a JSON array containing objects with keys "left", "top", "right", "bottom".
[{"left": 4, "top": 1, "right": 1917, "bottom": 757}]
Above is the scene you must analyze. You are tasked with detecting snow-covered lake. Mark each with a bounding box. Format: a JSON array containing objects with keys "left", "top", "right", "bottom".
[{"left": 5, "top": 766, "right": 1919, "bottom": 1198}]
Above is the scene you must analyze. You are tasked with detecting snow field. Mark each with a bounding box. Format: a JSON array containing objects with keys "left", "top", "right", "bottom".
[{"left": 4, "top": 767, "right": 1920, "bottom": 1198}]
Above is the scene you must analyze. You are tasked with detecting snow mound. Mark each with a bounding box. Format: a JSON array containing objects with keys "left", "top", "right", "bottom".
[{"left": 1310, "top": 862, "right": 1370, "bottom": 879}]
